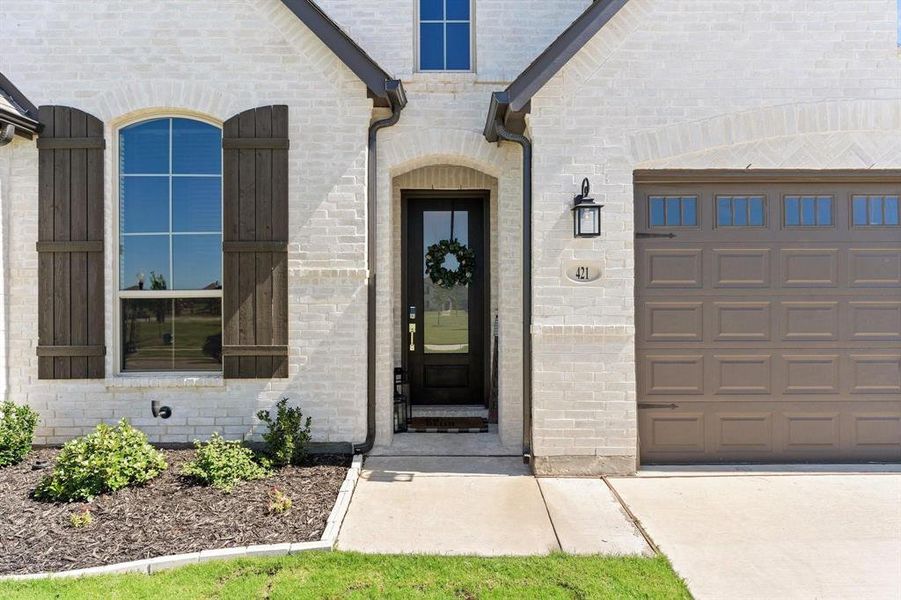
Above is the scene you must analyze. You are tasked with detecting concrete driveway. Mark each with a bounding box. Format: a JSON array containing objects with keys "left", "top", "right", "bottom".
[{"left": 609, "top": 466, "right": 901, "bottom": 600}]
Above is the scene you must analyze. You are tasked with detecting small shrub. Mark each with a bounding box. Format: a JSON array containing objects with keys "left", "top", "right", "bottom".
[
  {"left": 256, "top": 398, "right": 312, "bottom": 467},
  {"left": 181, "top": 433, "right": 269, "bottom": 492},
  {"left": 267, "top": 487, "right": 292, "bottom": 514},
  {"left": 0, "top": 401, "right": 39, "bottom": 468},
  {"left": 69, "top": 509, "right": 93, "bottom": 529},
  {"left": 35, "top": 419, "right": 167, "bottom": 502}
]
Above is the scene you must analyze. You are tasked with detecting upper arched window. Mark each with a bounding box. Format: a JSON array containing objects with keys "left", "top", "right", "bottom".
[{"left": 118, "top": 117, "right": 223, "bottom": 372}]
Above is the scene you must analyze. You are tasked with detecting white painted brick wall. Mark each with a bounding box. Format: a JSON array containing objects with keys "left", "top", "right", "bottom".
[
  {"left": 0, "top": 0, "right": 373, "bottom": 444},
  {"left": 316, "top": 0, "right": 590, "bottom": 81},
  {"left": 4, "top": 0, "right": 898, "bottom": 473},
  {"left": 527, "top": 0, "right": 901, "bottom": 472}
]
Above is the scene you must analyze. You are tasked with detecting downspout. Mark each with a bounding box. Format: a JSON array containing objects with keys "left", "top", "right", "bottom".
[
  {"left": 0, "top": 124, "right": 15, "bottom": 147},
  {"left": 493, "top": 117, "right": 533, "bottom": 463},
  {"left": 354, "top": 80, "right": 406, "bottom": 454}
]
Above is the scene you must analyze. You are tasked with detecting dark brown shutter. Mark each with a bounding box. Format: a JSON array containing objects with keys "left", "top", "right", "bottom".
[
  {"left": 221, "top": 106, "right": 289, "bottom": 378},
  {"left": 36, "top": 106, "right": 105, "bottom": 379}
]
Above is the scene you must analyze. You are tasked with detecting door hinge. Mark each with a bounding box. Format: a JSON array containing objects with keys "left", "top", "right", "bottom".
[
  {"left": 635, "top": 232, "right": 676, "bottom": 239},
  {"left": 637, "top": 402, "right": 679, "bottom": 410}
]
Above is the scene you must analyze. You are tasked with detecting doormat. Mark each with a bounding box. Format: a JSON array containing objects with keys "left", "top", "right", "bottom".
[{"left": 406, "top": 417, "right": 488, "bottom": 433}]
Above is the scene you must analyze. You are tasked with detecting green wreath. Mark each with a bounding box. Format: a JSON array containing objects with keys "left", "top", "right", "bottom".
[{"left": 425, "top": 239, "right": 475, "bottom": 288}]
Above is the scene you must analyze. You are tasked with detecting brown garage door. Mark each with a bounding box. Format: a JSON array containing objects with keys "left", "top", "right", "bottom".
[{"left": 635, "top": 171, "right": 901, "bottom": 464}]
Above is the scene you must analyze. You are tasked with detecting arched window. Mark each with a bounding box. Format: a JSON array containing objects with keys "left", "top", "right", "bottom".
[{"left": 118, "top": 117, "right": 222, "bottom": 372}]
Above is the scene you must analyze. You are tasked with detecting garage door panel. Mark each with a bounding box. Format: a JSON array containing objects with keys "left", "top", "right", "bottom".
[
  {"left": 783, "top": 412, "right": 841, "bottom": 451},
  {"left": 713, "top": 354, "right": 772, "bottom": 395},
  {"left": 780, "top": 249, "right": 839, "bottom": 288},
  {"left": 851, "top": 413, "right": 901, "bottom": 448},
  {"left": 637, "top": 177, "right": 900, "bottom": 464},
  {"left": 847, "top": 302, "right": 901, "bottom": 341},
  {"left": 643, "top": 249, "right": 703, "bottom": 289},
  {"left": 712, "top": 301, "right": 772, "bottom": 341},
  {"left": 712, "top": 248, "right": 771, "bottom": 288},
  {"left": 779, "top": 302, "right": 839, "bottom": 342},
  {"left": 639, "top": 410, "right": 706, "bottom": 455},
  {"left": 780, "top": 354, "right": 840, "bottom": 395},
  {"left": 713, "top": 412, "right": 774, "bottom": 453},
  {"left": 642, "top": 302, "right": 704, "bottom": 342},
  {"left": 850, "top": 354, "right": 901, "bottom": 394},
  {"left": 848, "top": 248, "right": 901, "bottom": 287},
  {"left": 643, "top": 354, "right": 704, "bottom": 395}
]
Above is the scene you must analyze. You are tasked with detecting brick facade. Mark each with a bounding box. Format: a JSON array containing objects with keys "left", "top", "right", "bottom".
[{"left": 1, "top": 0, "right": 899, "bottom": 472}]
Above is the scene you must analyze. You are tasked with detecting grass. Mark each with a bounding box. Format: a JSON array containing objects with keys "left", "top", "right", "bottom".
[{"left": 0, "top": 552, "right": 690, "bottom": 599}]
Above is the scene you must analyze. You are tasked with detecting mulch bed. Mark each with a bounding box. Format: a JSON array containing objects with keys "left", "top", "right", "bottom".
[{"left": 0, "top": 448, "right": 351, "bottom": 575}]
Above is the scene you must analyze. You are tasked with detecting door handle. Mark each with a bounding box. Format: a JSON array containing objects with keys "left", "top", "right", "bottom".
[{"left": 408, "top": 323, "right": 416, "bottom": 351}]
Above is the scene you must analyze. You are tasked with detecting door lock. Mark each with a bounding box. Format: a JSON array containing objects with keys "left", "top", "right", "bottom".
[{"left": 408, "top": 323, "right": 416, "bottom": 351}]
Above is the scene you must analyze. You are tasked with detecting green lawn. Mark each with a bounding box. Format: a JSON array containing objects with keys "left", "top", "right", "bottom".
[{"left": 1, "top": 552, "right": 690, "bottom": 599}]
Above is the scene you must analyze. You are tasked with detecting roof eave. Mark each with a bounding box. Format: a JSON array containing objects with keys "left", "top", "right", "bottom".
[
  {"left": 0, "top": 71, "right": 42, "bottom": 137},
  {"left": 280, "top": 0, "right": 406, "bottom": 108},
  {"left": 484, "top": 0, "right": 629, "bottom": 140}
]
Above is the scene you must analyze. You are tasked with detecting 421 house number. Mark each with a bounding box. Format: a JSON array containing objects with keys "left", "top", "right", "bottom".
[{"left": 563, "top": 260, "right": 601, "bottom": 284}]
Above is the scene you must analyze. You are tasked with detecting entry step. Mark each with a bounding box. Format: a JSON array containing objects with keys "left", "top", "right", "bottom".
[{"left": 406, "top": 417, "right": 489, "bottom": 433}]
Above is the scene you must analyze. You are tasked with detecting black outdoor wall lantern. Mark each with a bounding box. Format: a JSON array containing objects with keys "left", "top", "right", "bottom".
[{"left": 572, "top": 177, "right": 603, "bottom": 238}]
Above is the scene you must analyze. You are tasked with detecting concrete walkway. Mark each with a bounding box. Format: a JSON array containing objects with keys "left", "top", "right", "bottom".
[
  {"left": 337, "top": 456, "right": 651, "bottom": 556},
  {"left": 609, "top": 467, "right": 901, "bottom": 600}
]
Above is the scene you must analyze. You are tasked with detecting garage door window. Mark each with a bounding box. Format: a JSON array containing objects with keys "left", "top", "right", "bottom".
[
  {"left": 784, "top": 195, "right": 833, "bottom": 227},
  {"left": 649, "top": 196, "right": 698, "bottom": 227},
  {"left": 852, "top": 195, "right": 900, "bottom": 227},
  {"left": 716, "top": 195, "right": 766, "bottom": 227}
]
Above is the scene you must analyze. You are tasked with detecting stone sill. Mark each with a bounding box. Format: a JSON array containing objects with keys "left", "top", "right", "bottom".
[{"left": 105, "top": 374, "right": 226, "bottom": 391}]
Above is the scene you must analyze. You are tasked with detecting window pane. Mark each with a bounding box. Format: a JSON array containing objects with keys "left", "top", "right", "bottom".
[
  {"left": 733, "top": 197, "right": 748, "bottom": 226},
  {"left": 885, "top": 196, "right": 900, "bottom": 225},
  {"left": 420, "top": 23, "right": 444, "bottom": 69},
  {"left": 717, "top": 198, "right": 732, "bottom": 226},
  {"left": 173, "top": 235, "right": 222, "bottom": 290},
  {"left": 649, "top": 197, "right": 665, "bottom": 226},
  {"left": 420, "top": 0, "right": 443, "bottom": 20},
  {"left": 423, "top": 210, "right": 468, "bottom": 354},
  {"left": 665, "top": 197, "right": 681, "bottom": 225},
  {"left": 120, "top": 235, "right": 169, "bottom": 291},
  {"left": 869, "top": 197, "right": 883, "bottom": 225},
  {"left": 121, "top": 176, "right": 169, "bottom": 233},
  {"left": 681, "top": 197, "right": 697, "bottom": 226},
  {"left": 817, "top": 197, "right": 833, "bottom": 226},
  {"left": 173, "top": 299, "right": 222, "bottom": 371},
  {"left": 446, "top": 0, "right": 469, "bottom": 20},
  {"left": 172, "top": 119, "right": 221, "bottom": 175},
  {"left": 749, "top": 197, "right": 765, "bottom": 226},
  {"left": 120, "top": 120, "right": 168, "bottom": 174},
  {"left": 785, "top": 197, "right": 800, "bottom": 226},
  {"left": 801, "top": 197, "right": 816, "bottom": 225},
  {"left": 172, "top": 177, "right": 221, "bottom": 232},
  {"left": 445, "top": 23, "right": 471, "bottom": 70},
  {"left": 121, "top": 298, "right": 174, "bottom": 372},
  {"left": 852, "top": 196, "right": 868, "bottom": 225}
]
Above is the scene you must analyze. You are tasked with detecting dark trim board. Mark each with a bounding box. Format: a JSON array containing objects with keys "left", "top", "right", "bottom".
[
  {"left": 0, "top": 71, "right": 42, "bottom": 137},
  {"left": 279, "top": 0, "right": 407, "bottom": 108},
  {"left": 634, "top": 169, "right": 901, "bottom": 184},
  {"left": 401, "top": 189, "right": 492, "bottom": 407},
  {"left": 483, "top": 0, "right": 629, "bottom": 139}
]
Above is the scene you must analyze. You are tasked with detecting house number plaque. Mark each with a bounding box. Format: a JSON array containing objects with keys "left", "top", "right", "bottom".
[{"left": 563, "top": 260, "right": 602, "bottom": 284}]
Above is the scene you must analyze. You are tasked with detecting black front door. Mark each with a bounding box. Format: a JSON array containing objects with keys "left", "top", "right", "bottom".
[{"left": 403, "top": 193, "right": 487, "bottom": 405}]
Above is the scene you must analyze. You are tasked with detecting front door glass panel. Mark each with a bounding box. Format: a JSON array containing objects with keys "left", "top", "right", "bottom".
[{"left": 422, "top": 210, "right": 469, "bottom": 354}]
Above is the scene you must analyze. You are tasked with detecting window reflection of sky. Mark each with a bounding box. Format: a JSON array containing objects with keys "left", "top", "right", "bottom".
[{"left": 119, "top": 118, "right": 222, "bottom": 291}]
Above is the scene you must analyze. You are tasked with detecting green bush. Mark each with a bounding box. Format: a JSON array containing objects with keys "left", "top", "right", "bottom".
[
  {"left": 0, "top": 401, "right": 39, "bottom": 468},
  {"left": 35, "top": 419, "right": 167, "bottom": 502},
  {"left": 256, "top": 398, "right": 312, "bottom": 467},
  {"left": 181, "top": 433, "right": 269, "bottom": 492}
]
